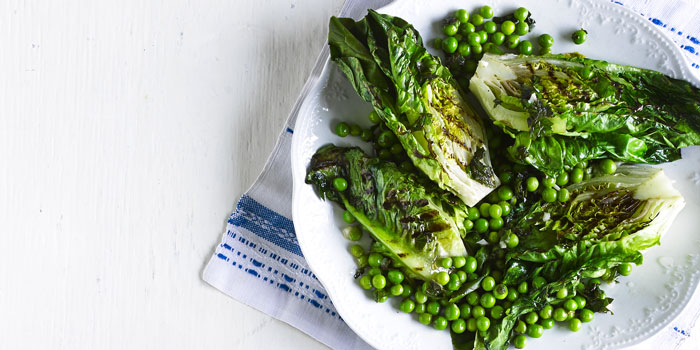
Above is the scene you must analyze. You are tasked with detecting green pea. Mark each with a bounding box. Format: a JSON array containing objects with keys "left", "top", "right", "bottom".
[
  {"left": 471, "top": 305, "right": 486, "bottom": 318},
  {"left": 572, "top": 29, "right": 587, "bottom": 45},
  {"left": 506, "top": 35, "right": 520, "bottom": 49},
  {"left": 464, "top": 256, "right": 478, "bottom": 273},
  {"left": 574, "top": 296, "right": 587, "bottom": 309},
  {"left": 524, "top": 177, "right": 538, "bottom": 192},
  {"left": 501, "top": 20, "right": 516, "bottom": 35},
  {"left": 376, "top": 130, "right": 395, "bottom": 148},
  {"left": 371, "top": 274, "right": 386, "bottom": 289},
  {"left": 467, "top": 207, "right": 480, "bottom": 220},
  {"left": 600, "top": 159, "right": 617, "bottom": 174},
  {"left": 451, "top": 318, "right": 467, "bottom": 334},
  {"left": 445, "top": 303, "right": 461, "bottom": 321},
  {"left": 541, "top": 318, "right": 555, "bottom": 329},
  {"left": 475, "top": 218, "right": 489, "bottom": 233},
  {"left": 528, "top": 275, "right": 544, "bottom": 290},
  {"left": 456, "top": 270, "right": 467, "bottom": 283},
  {"left": 360, "top": 129, "right": 373, "bottom": 142},
  {"left": 538, "top": 34, "right": 554, "bottom": 47},
  {"left": 335, "top": 122, "right": 350, "bottom": 137},
  {"left": 507, "top": 288, "right": 519, "bottom": 301},
  {"left": 499, "top": 201, "right": 511, "bottom": 216},
  {"left": 569, "top": 317, "right": 583, "bottom": 331},
  {"left": 540, "top": 47, "right": 552, "bottom": 55},
  {"left": 414, "top": 290, "right": 428, "bottom": 304},
  {"left": 490, "top": 32, "right": 506, "bottom": 45},
  {"left": 478, "top": 30, "right": 488, "bottom": 44},
  {"left": 426, "top": 301, "right": 441, "bottom": 315},
  {"left": 402, "top": 284, "right": 413, "bottom": 298},
  {"left": 390, "top": 284, "right": 404, "bottom": 296},
  {"left": 517, "top": 281, "right": 529, "bottom": 294},
  {"left": 490, "top": 305, "right": 505, "bottom": 319},
  {"left": 553, "top": 307, "right": 568, "bottom": 322},
  {"left": 579, "top": 309, "right": 594, "bottom": 322},
  {"left": 442, "top": 36, "right": 458, "bottom": 53},
  {"left": 542, "top": 188, "right": 557, "bottom": 203},
  {"left": 476, "top": 316, "right": 490, "bottom": 331},
  {"left": 349, "top": 124, "right": 361, "bottom": 137},
  {"left": 355, "top": 254, "right": 368, "bottom": 267},
  {"left": 493, "top": 284, "right": 508, "bottom": 300},
  {"left": 459, "top": 304, "right": 472, "bottom": 318},
  {"left": 466, "top": 317, "right": 477, "bottom": 332},
  {"left": 440, "top": 257, "right": 453, "bottom": 269},
  {"left": 453, "top": 256, "right": 466, "bottom": 268},
  {"left": 480, "top": 5, "right": 494, "bottom": 19},
  {"left": 527, "top": 323, "right": 544, "bottom": 338},
  {"left": 333, "top": 177, "right": 348, "bottom": 191},
  {"left": 539, "top": 304, "right": 553, "bottom": 319},
  {"left": 471, "top": 43, "right": 483, "bottom": 55},
  {"left": 518, "top": 40, "right": 533, "bottom": 55},
  {"left": 350, "top": 244, "right": 364, "bottom": 258},
  {"left": 389, "top": 143, "right": 403, "bottom": 155},
  {"left": 488, "top": 204, "right": 503, "bottom": 218},
  {"left": 377, "top": 149, "right": 391, "bottom": 160},
  {"left": 342, "top": 210, "right": 356, "bottom": 224},
  {"left": 460, "top": 22, "right": 476, "bottom": 35},
  {"left": 470, "top": 13, "right": 484, "bottom": 26},
  {"left": 467, "top": 33, "right": 481, "bottom": 46},
  {"left": 514, "top": 320, "right": 527, "bottom": 333},
  {"left": 447, "top": 275, "right": 461, "bottom": 291},
  {"left": 556, "top": 172, "right": 569, "bottom": 186},
  {"left": 564, "top": 299, "right": 578, "bottom": 311},
  {"left": 481, "top": 276, "right": 496, "bottom": 291},
  {"left": 480, "top": 293, "right": 496, "bottom": 308},
  {"left": 368, "top": 110, "right": 381, "bottom": 124},
  {"left": 513, "top": 334, "right": 527, "bottom": 349},
  {"left": 515, "top": 22, "right": 529, "bottom": 36},
  {"left": 345, "top": 226, "right": 362, "bottom": 241},
  {"left": 399, "top": 298, "right": 414, "bottom": 313},
  {"left": 497, "top": 187, "right": 513, "bottom": 201},
  {"left": 368, "top": 267, "right": 381, "bottom": 276},
  {"left": 479, "top": 203, "right": 491, "bottom": 217},
  {"left": 570, "top": 167, "right": 584, "bottom": 183},
  {"left": 483, "top": 21, "right": 497, "bottom": 34},
  {"left": 558, "top": 188, "right": 571, "bottom": 202},
  {"left": 524, "top": 311, "right": 539, "bottom": 325},
  {"left": 418, "top": 312, "right": 432, "bottom": 325},
  {"left": 367, "top": 253, "right": 382, "bottom": 267},
  {"left": 443, "top": 23, "right": 458, "bottom": 36},
  {"left": 514, "top": 7, "right": 529, "bottom": 21},
  {"left": 359, "top": 275, "right": 372, "bottom": 290},
  {"left": 458, "top": 42, "right": 471, "bottom": 57},
  {"left": 506, "top": 233, "right": 519, "bottom": 249},
  {"left": 542, "top": 175, "right": 556, "bottom": 188},
  {"left": 499, "top": 171, "right": 513, "bottom": 184},
  {"left": 387, "top": 270, "right": 404, "bottom": 284},
  {"left": 464, "top": 219, "right": 474, "bottom": 232},
  {"left": 618, "top": 262, "right": 633, "bottom": 276},
  {"left": 556, "top": 287, "right": 569, "bottom": 299},
  {"left": 436, "top": 271, "right": 450, "bottom": 286}
]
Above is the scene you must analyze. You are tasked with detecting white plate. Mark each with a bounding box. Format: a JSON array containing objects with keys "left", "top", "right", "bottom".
[{"left": 290, "top": 0, "right": 700, "bottom": 349}]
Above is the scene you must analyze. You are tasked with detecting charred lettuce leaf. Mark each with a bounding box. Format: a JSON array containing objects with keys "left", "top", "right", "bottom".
[
  {"left": 306, "top": 145, "right": 469, "bottom": 282},
  {"left": 470, "top": 53, "right": 700, "bottom": 175},
  {"left": 328, "top": 10, "right": 500, "bottom": 206},
  {"left": 478, "top": 165, "right": 684, "bottom": 349}
]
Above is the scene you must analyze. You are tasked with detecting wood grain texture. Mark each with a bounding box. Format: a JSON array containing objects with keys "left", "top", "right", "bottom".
[{"left": 0, "top": 0, "right": 341, "bottom": 349}]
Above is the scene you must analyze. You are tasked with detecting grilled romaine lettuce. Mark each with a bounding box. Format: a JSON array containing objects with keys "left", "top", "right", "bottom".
[
  {"left": 469, "top": 53, "right": 700, "bottom": 175},
  {"left": 305, "top": 145, "right": 469, "bottom": 282},
  {"left": 328, "top": 10, "right": 499, "bottom": 206},
  {"left": 473, "top": 165, "right": 684, "bottom": 349}
]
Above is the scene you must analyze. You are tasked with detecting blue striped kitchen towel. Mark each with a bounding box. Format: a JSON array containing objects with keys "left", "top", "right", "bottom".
[{"left": 203, "top": 1, "right": 700, "bottom": 349}]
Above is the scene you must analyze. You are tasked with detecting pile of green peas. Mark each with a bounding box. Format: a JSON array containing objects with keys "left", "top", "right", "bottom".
[{"left": 333, "top": 110, "right": 416, "bottom": 172}]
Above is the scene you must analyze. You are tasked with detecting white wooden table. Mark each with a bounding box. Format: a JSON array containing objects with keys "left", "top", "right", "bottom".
[
  {"left": 3, "top": 1, "right": 700, "bottom": 349},
  {"left": 0, "top": 1, "right": 341, "bottom": 348}
]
